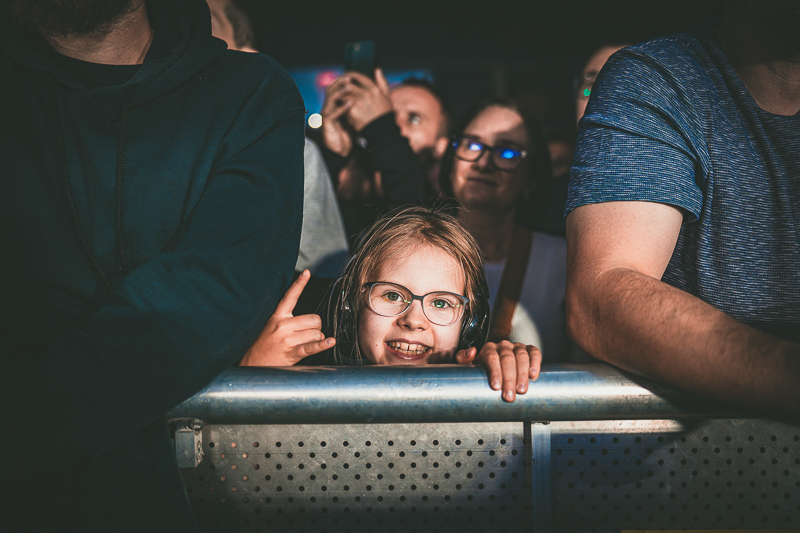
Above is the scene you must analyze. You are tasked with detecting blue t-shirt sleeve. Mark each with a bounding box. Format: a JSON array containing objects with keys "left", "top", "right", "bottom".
[{"left": 566, "top": 46, "right": 706, "bottom": 222}]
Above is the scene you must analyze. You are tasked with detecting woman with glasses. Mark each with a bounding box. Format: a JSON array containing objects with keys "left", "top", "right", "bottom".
[
  {"left": 241, "top": 206, "right": 541, "bottom": 402},
  {"left": 439, "top": 98, "right": 578, "bottom": 362}
]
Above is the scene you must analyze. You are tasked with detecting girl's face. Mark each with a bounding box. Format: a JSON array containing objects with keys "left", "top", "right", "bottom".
[
  {"left": 357, "top": 243, "right": 465, "bottom": 365},
  {"left": 451, "top": 106, "right": 530, "bottom": 213}
]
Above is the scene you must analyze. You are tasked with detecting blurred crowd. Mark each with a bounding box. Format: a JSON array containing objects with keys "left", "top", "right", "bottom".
[{"left": 208, "top": 0, "right": 624, "bottom": 363}]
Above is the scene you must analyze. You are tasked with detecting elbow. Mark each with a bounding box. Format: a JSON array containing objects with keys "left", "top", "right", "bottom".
[
  {"left": 565, "top": 274, "right": 608, "bottom": 363},
  {"left": 565, "top": 279, "right": 590, "bottom": 350}
]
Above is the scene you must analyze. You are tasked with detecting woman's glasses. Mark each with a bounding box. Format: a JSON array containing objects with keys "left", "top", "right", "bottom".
[
  {"left": 364, "top": 282, "right": 469, "bottom": 326},
  {"left": 452, "top": 136, "right": 528, "bottom": 171}
]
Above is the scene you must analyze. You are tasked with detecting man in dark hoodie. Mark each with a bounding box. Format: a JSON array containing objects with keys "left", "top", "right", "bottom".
[{"left": 0, "top": 0, "right": 304, "bottom": 529}]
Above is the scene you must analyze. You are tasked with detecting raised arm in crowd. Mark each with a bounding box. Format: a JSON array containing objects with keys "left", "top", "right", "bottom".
[{"left": 321, "top": 69, "right": 451, "bottom": 239}]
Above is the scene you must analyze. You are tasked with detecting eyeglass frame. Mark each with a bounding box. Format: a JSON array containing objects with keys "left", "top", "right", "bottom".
[
  {"left": 574, "top": 71, "right": 599, "bottom": 101},
  {"left": 362, "top": 281, "right": 470, "bottom": 326},
  {"left": 451, "top": 136, "right": 528, "bottom": 171}
]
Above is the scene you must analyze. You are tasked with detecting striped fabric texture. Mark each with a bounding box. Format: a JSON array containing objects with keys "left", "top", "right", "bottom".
[{"left": 567, "top": 23, "right": 800, "bottom": 341}]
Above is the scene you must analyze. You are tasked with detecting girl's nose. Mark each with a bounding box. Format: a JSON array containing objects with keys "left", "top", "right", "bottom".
[{"left": 397, "top": 299, "right": 429, "bottom": 330}]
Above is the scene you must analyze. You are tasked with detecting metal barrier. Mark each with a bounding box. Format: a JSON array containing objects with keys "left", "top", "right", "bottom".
[{"left": 168, "top": 364, "right": 800, "bottom": 533}]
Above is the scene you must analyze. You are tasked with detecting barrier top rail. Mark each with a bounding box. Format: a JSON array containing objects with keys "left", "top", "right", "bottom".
[{"left": 166, "top": 363, "right": 738, "bottom": 424}]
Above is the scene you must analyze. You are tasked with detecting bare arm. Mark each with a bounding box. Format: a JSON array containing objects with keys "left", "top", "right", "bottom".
[{"left": 565, "top": 201, "right": 800, "bottom": 420}]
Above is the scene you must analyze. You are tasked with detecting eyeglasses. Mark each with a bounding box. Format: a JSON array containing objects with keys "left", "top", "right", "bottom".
[
  {"left": 575, "top": 71, "right": 598, "bottom": 101},
  {"left": 364, "top": 282, "right": 469, "bottom": 326},
  {"left": 452, "top": 136, "right": 528, "bottom": 171}
]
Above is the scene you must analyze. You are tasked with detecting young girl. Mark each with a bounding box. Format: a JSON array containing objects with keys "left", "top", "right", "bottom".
[{"left": 240, "top": 206, "right": 541, "bottom": 402}]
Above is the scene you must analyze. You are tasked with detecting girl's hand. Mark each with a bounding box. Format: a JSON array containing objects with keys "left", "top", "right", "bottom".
[
  {"left": 455, "top": 341, "right": 542, "bottom": 402},
  {"left": 239, "top": 270, "right": 335, "bottom": 367}
]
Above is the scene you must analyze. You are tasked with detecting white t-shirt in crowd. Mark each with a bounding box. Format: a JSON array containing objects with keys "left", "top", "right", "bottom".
[
  {"left": 483, "top": 232, "right": 571, "bottom": 361},
  {"left": 296, "top": 138, "right": 349, "bottom": 278}
]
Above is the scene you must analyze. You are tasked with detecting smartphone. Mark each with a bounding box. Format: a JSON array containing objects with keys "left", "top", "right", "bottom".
[{"left": 344, "top": 40, "right": 376, "bottom": 78}]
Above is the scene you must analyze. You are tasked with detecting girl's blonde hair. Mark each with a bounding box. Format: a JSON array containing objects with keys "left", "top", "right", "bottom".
[{"left": 333, "top": 205, "right": 489, "bottom": 363}]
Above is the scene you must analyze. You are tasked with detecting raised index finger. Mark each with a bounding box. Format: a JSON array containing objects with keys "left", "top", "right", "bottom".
[{"left": 274, "top": 270, "right": 310, "bottom": 318}]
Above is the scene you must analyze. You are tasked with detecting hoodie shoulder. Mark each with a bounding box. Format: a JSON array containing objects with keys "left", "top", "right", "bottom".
[
  {"left": 198, "top": 50, "right": 304, "bottom": 164},
  {"left": 207, "top": 50, "right": 304, "bottom": 116}
]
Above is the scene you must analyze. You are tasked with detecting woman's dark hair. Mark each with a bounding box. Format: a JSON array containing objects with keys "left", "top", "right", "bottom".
[{"left": 438, "top": 97, "right": 553, "bottom": 230}]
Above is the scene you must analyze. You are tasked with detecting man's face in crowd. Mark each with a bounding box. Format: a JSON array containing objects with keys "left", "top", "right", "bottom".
[
  {"left": 11, "top": 0, "right": 138, "bottom": 37},
  {"left": 390, "top": 85, "right": 448, "bottom": 164},
  {"left": 575, "top": 45, "right": 625, "bottom": 126}
]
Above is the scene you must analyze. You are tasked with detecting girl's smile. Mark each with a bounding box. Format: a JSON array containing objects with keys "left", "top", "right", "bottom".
[{"left": 385, "top": 339, "right": 430, "bottom": 360}]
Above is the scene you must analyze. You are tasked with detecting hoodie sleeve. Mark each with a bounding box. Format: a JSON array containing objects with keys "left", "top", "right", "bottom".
[
  {"left": 361, "top": 112, "right": 437, "bottom": 206},
  {"left": 4, "top": 70, "right": 306, "bottom": 458}
]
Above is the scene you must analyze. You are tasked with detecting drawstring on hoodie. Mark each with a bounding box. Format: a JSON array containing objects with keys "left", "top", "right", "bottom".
[{"left": 51, "top": 79, "right": 133, "bottom": 293}]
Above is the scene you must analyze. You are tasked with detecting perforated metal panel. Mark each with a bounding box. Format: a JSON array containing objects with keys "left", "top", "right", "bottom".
[
  {"left": 180, "top": 418, "right": 800, "bottom": 532},
  {"left": 183, "top": 423, "right": 530, "bottom": 533},
  {"left": 551, "top": 419, "right": 800, "bottom": 532}
]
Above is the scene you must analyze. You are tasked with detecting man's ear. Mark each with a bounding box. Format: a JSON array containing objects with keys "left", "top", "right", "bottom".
[{"left": 434, "top": 136, "right": 449, "bottom": 160}]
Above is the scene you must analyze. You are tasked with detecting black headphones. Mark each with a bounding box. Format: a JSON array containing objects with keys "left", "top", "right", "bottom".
[{"left": 459, "top": 275, "right": 490, "bottom": 352}]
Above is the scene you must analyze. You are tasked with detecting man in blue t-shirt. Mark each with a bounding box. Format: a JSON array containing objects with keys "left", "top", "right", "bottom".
[{"left": 565, "top": 1, "right": 800, "bottom": 420}]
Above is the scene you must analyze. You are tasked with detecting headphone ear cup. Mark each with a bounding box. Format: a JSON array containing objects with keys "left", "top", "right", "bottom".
[
  {"left": 335, "top": 297, "right": 356, "bottom": 359},
  {"left": 458, "top": 317, "right": 474, "bottom": 350},
  {"left": 458, "top": 270, "right": 491, "bottom": 352},
  {"left": 458, "top": 299, "right": 489, "bottom": 352},
  {"left": 328, "top": 278, "right": 357, "bottom": 361}
]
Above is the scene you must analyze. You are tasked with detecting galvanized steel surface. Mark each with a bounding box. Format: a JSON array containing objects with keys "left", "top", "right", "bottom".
[
  {"left": 181, "top": 419, "right": 800, "bottom": 533},
  {"left": 185, "top": 423, "right": 530, "bottom": 533},
  {"left": 551, "top": 419, "right": 800, "bottom": 532},
  {"left": 167, "top": 364, "right": 732, "bottom": 424}
]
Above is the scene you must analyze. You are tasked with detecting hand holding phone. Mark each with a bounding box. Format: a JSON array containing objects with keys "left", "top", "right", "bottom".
[{"left": 334, "top": 68, "right": 392, "bottom": 132}]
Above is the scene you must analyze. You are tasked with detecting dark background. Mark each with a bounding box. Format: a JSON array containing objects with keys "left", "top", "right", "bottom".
[{"left": 238, "top": 0, "right": 722, "bottom": 135}]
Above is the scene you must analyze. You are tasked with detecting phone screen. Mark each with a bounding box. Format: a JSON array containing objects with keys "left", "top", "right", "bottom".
[{"left": 344, "top": 40, "right": 376, "bottom": 78}]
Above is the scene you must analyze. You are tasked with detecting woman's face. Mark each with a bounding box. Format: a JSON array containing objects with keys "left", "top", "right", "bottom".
[
  {"left": 451, "top": 106, "right": 530, "bottom": 213},
  {"left": 358, "top": 243, "right": 465, "bottom": 365}
]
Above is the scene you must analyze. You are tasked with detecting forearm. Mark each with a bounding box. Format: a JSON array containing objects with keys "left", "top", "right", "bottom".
[{"left": 568, "top": 267, "right": 800, "bottom": 419}]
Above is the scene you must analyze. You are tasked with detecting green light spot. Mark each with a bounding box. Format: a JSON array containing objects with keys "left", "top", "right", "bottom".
[{"left": 583, "top": 88, "right": 591, "bottom": 97}]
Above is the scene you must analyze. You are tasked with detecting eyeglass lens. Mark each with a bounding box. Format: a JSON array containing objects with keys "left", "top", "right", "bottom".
[
  {"left": 577, "top": 72, "right": 597, "bottom": 100},
  {"left": 368, "top": 283, "right": 465, "bottom": 325},
  {"left": 454, "top": 138, "right": 523, "bottom": 170}
]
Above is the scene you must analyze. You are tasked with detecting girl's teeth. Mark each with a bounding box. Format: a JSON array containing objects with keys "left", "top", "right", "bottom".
[{"left": 389, "top": 342, "right": 428, "bottom": 354}]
